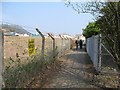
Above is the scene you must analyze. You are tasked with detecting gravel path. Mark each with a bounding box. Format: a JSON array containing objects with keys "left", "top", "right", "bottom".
[{"left": 43, "top": 48, "right": 99, "bottom": 88}]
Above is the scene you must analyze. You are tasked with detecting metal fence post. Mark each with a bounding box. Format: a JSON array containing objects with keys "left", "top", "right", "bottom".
[
  {"left": 0, "top": 31, "right": 4, "bottom": 89},
  {"left": 66, "top": 37, "right": 70, "bottom": 50},
  {"left": 63, "top": 36, "right": 67, "bottom": 50},
  {"left": 47, "top": 33, "right": 55, "bottom": 51},
  {"left": 68, "top": 38, "right": 71, "bottom": 50},
  {"left": 47, "top": 33, "right": 56, "bottom": 59},
  {"left": 62, "top": 36, "right": 65, "bottom": 50},
  {"left": 36, "top": 28, "right": 45, "bottom": 59},
  {"left": 98, "top": 34, "right": 102, "bottom": 72},
  {"left": 70, "top": 38, "right": 74, "bottom": 49},
  {"left": 59, "top": 34, "right": 64, "bottom": 55}
]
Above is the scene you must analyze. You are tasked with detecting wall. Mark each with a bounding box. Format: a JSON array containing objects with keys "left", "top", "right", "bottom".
[{"left": 86, "top": 35, "right": 100, "bottom": 72}]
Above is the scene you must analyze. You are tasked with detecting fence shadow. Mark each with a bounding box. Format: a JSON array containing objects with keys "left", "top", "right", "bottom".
[
  {"left": 65, "top": 47, "right": 97, "bottom": 75},
  {"left": 56, "top": 47, "right": 98, "bottom": 87}
]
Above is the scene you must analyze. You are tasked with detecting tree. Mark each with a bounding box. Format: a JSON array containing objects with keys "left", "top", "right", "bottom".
[
  {"left": 83, "top": 22, "right": 100, "bottom": 38},
  {"left": 64, "top": 1, "right": 120, "bottom": 68},
  {"left": 96, "top": 2, "right": 120, "bottom": 68}
]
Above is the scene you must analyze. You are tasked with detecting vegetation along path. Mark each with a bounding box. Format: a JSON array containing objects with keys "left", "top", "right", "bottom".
[{"left": 43, "top": 48, "right": 98, "bottom": 88}]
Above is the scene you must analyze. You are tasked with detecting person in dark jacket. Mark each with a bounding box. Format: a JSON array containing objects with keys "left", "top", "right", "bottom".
[
  {"left": 75, "top": 40, "right": 78, "bottom": 49},
  {"left": 79, "top": 39, "right": 83, "bottom": 49}
]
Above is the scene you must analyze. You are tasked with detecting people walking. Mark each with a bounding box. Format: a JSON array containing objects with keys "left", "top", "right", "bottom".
[
  {"left": 75, "top": 40, "right": 78, "bottom": 49},
  {"left": 79, "top": 39, "right": 83, "bottom": 49}
]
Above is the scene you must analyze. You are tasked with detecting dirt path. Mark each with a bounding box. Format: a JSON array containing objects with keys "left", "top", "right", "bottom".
[{"left": 43, "top": 48, "right": 98, "bottom": 88}]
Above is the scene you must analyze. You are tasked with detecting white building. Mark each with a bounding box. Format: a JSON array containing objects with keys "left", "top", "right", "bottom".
[
  {"left": 15, "top": 33, "right": 29, "bottom": 37},
  {"left": 75, "top": 34, "right": 85, "bottom": 40},
  {"left": 60, "top": 33, "right": 74, "bottom": 39},
  {"left": 75, "top": 34, "right": 86, "bottom": 44}
]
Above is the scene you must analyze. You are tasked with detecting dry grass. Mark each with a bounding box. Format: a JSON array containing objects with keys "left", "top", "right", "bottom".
[{"left": 3, "top": 36, "right": 70, "bottom": 88}]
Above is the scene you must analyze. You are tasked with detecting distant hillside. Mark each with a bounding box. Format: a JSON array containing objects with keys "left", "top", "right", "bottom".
[{"left": 0, "top": 24, "right": 32, "bottom": 35}]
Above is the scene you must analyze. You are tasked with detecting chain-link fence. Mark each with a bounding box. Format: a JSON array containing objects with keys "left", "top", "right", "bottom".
[
  {"left": 86, "top": 35, "right": 119, "bottom": 88},
  {"left": 86, "top": 34, "right": 119, "bottom": 72}
]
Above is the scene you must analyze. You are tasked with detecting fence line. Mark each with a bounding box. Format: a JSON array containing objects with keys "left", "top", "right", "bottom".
[
  {"left": 57, "top": 35, "right": 71, "bottom": 57},
  {"left": 3, "top": 30, "right": 73, "bottom": 87},
  {"left": 0, "top": 31, "right": 4, "bottom": 89},
  {"left": 86, "top": 35, "right": 100, "bottom": 72},
  {"left": 36, "top": 28, "right": 45, "bottom": 58},
  {"left": 86, "top": 34, "right": 119, "bottom": 73}
]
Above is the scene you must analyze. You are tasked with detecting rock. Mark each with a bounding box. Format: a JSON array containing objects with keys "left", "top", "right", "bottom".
[
  {"left": 116, "top": 76, "right": 119, "bottom": 79},
  {"left": 108, "top": 67, "right": 111, "bottom": 70},
  {"left": 46, "top": 66, "right": 51, "bottom": 69},
  {"left": 113, "top": 69, "right": 117, "bottom": 72},
  {"left": 105, "top": 85, "right": 110, "bottom": 88}
]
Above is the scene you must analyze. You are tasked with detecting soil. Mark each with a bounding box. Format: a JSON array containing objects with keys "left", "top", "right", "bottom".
[{"left": 25, "top": 60, "right": 63, "bottom": 88}]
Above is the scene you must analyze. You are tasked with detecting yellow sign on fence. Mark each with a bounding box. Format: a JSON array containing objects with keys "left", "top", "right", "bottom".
[{"left": 28, "top": 38, "right": 35, "bottom": 56}]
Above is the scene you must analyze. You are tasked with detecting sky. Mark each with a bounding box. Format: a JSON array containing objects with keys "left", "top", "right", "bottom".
[{"left": 2, "top": 2, "right": 95, "bottom": 36}]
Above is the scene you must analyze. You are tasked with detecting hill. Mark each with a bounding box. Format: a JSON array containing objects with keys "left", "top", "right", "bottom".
[{"left": 0, "top": 24, "right": 32, "bottom": 35}]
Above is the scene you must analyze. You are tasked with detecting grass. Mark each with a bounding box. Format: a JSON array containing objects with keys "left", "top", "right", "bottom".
[
  {"left": 3, "top": 36, "right": 71, "bottom": 88},
  {"left": 4, "top": 49, "right": 59, "bottom": 88}
]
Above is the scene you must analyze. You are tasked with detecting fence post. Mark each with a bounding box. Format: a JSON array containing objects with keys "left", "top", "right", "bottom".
[
  {"left": 68, "top": 38, "right": 71, "bottom": 50},
  {"left": 70, "top": 38, "right": 74, "bottom": 49},
  {"left": 59, "top": 34, "right": 64, "bottom": 55},
  {"left": 0, "top": 31, "right": 4, "bottom": 89},
  {"left": 47, "top": 33, "right": 55, "bottom": 51},
  {"left": 98, "top": 34, "right": 102, "bottom": 72},
  {"left": 66, "top": 37, "right": 70, "bottom": 50},
  {"left": 63, "top": 36, "right": 67, "bottom": 50},
  {"left": 36, "top": 28, "right": 45, "bottom": 59},
  {"left": 67, "top": 37, "right": 70, "bottom": 50},
  {"left": 47, "top": 33, "right": 56, "bottom": 59},
  {"left": 59, "top": 34, "right": 63, "bottom": 47}
]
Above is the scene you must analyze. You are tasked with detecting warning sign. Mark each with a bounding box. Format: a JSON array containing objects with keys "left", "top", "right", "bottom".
[{"left": 28, "top": 38, "right": 35, "bottom": 56}]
